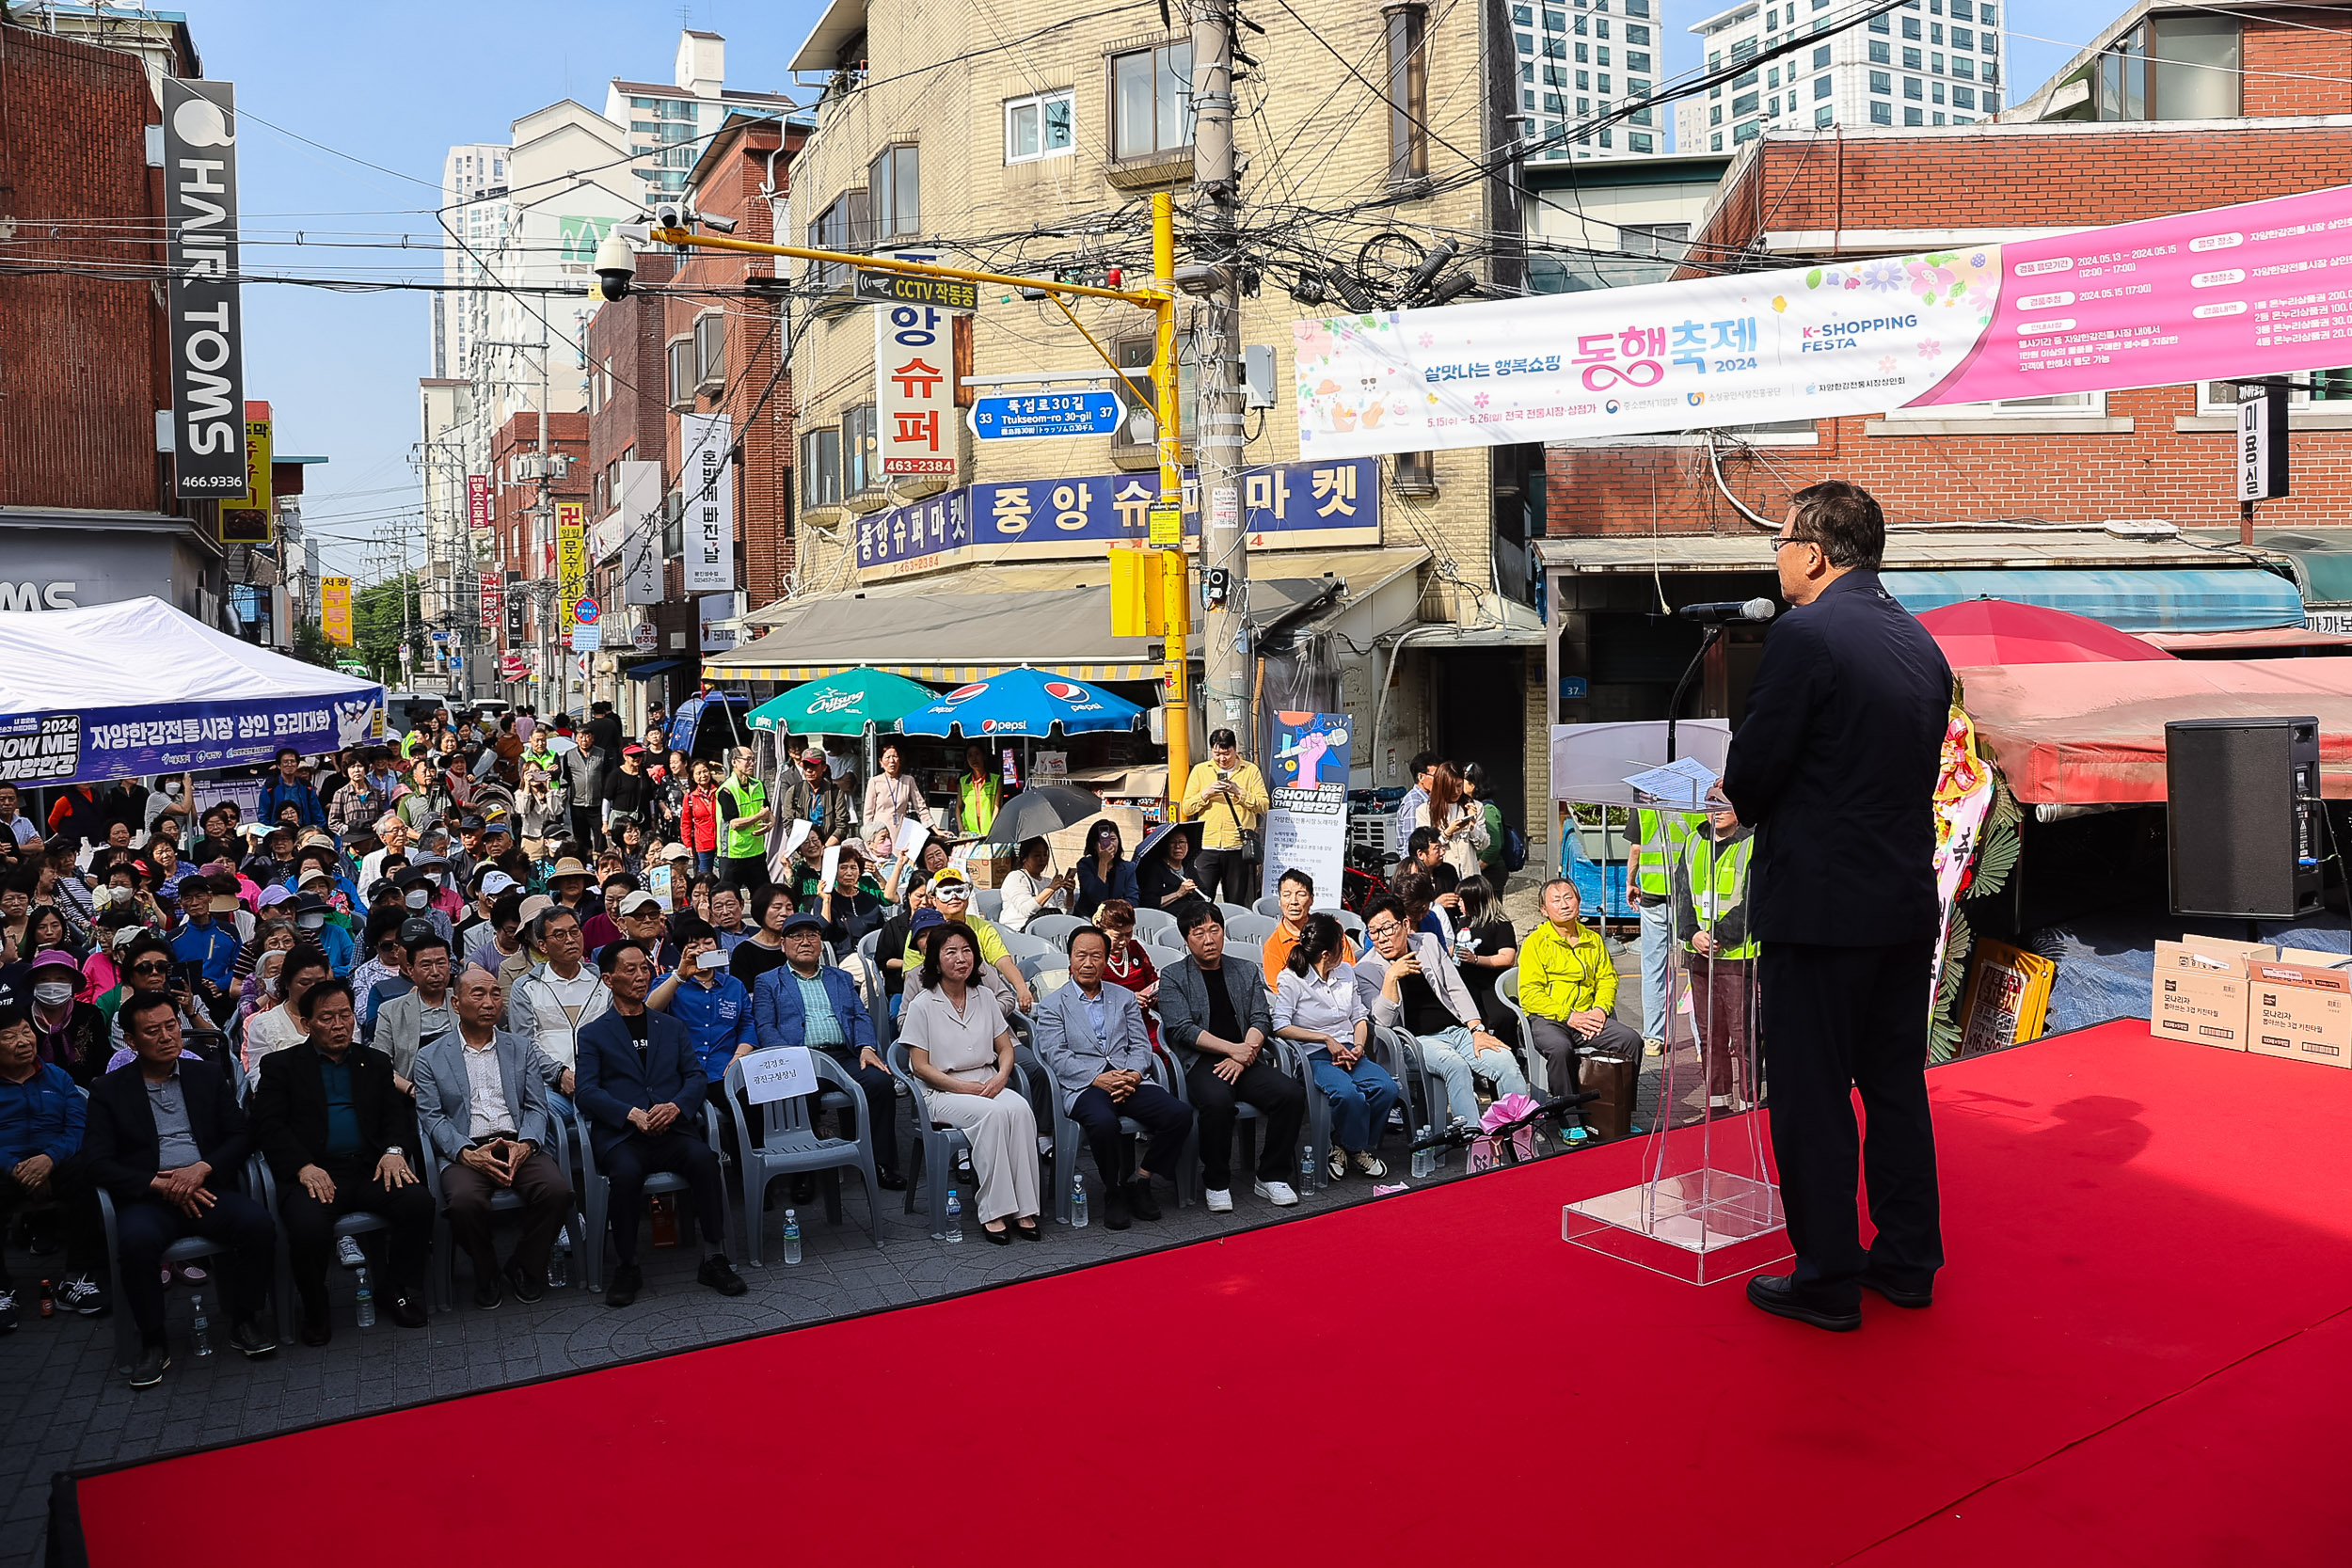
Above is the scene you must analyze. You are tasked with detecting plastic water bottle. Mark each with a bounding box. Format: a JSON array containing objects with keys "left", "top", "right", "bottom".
[
  {"left": 547, "top": 1232, "right": 570, "bottom": 1289},
  {"left": 355, "top": 1264, "right": 377, "bottom": 1328},
  {"left": 782, "top": 1209, "right": 803, "bottom": 1265},
  {"left": 190, "top": 1292, "right": 215, "bottom": 1357},
  {"left": 1071, "top": 1173, "right": 1089, "bottom": 1229},
  {"left": 1300, "top": 1143, "right": 1317, "bottom": 1189},
  {"left": 943, "top": 1188, "right": 965, "bottom": 1243},
  {"left": 1411, "top": 1126, "right": 1435, "bottom": 1180}
]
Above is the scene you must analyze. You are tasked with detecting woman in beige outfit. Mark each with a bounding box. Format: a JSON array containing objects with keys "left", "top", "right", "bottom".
[{"left": 900, "top": 922, "right": 1041, "bottom": 1242}]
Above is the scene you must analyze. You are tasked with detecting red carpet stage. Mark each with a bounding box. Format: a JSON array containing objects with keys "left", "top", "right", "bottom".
[{"left": 66, "top": 1020, "right": 2352, "bottom": 1566}]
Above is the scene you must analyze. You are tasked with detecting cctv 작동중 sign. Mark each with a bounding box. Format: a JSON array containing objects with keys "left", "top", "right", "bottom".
[{"left": 163, "top": 78, "right": 247, "bottom": 497}]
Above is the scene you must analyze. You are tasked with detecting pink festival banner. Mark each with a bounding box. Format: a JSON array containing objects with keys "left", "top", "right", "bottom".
[{"left": 1292, "top": 183, "right": 2352, "bottom": 458}]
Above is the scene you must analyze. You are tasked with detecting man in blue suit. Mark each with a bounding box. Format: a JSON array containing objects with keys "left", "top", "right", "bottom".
[
  {"left": 1721, "top": 480, "right": 1952, "bottom": 1333},
  {"left": 751, "top": 911, "right": 904, "bottom": 1192},
  {"left": 574, "top": 941, "right": 747, "bottom": 1307}
]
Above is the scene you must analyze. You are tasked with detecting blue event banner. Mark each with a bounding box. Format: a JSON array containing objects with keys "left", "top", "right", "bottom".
[
  {"left": 0, "top": 691, "right": 385, "bottom": 787},
  {"left": 857, "top": 454, "right": 1383, "bottom": 578}
]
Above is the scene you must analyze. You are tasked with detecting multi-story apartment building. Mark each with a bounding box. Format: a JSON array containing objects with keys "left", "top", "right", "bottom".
[
  {"left": 1676, "top": 0, "right": 2008, "bottom": 152},
  {"left": 433, "top": 143, "right": 508, "bottom": 381},
  {"left": 601, "top": 30, "right": 795, "bottom": 209},
  {"left": 1507, "top": 0, "right": 1667, "bottom": 160},
  {"left": 698, "top": 0, "right": 1550, "bottom": 838}
]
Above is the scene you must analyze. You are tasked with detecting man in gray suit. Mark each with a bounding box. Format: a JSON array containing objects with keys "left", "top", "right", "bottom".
[
  {"left": 1155, "top": 903, "right": 1306, "bottom": 1213},
  {"left": 412, "top": 967, "right": 574, "bottom": 1309},
  {"left": 375, "top": 928, "right": 456, "bottom": 1085},
  {"left": 1032, "top": 925, "right": 1194, "bottom": 1230}
]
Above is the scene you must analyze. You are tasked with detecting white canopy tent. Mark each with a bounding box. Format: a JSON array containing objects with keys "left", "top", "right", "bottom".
[{"left": 0, "top": 596, "right": 384, "bottom": 787}]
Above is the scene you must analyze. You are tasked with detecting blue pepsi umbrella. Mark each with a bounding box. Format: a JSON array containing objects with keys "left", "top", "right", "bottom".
[{"left": 899, "top": 666, "right": 1146, "bottom": 738}]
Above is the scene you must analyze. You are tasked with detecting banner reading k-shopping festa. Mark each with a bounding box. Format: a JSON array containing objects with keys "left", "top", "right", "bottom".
[{"left": 1293, "top": 182, "right": 2352, "bottom": 457}]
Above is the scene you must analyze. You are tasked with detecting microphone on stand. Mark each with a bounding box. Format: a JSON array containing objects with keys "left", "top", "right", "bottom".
[{"left": 1676, "top": 597, "right": 1778, "bottom": 624}]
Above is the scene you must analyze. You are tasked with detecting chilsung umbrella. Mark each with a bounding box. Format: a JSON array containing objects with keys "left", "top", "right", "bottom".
[
  {"left": 745, "top": 667, "right": 938, "bottom": 736},
  {"left": 900, "top": 667, "right": 1145, "bottom": 738}
]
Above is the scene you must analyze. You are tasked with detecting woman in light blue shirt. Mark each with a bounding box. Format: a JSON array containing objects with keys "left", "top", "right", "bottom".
[{"left": 1271, "top": 913, "right": 1400, "bottom": 1181}]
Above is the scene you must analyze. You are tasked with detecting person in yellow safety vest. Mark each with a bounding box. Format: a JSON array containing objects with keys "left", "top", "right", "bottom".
[
  {"left": 1627, "top": 808, "right": 1693, "bottom": 1056},
  {"left": 1673, "top": 806, "right": 1757, "bottom": 1117},
  {"left": 957, "top": 742, "right": 1004, "bottom": 837}
]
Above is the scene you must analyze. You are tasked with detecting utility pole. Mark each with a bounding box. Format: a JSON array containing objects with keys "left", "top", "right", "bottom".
[{"left": 1193, "top": 0, "right": 1251, "bottom": 751}]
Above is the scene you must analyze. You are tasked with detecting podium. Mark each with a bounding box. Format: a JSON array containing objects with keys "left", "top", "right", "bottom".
[{"left": 1550, "top": 776, "right": 1790, "bottom": 1285}]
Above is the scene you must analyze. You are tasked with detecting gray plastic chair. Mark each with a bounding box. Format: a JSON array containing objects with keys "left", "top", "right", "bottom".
[
  {"left": 1497, "top": 969, "right": 1547, "bottom": 1101},
  {"left": 419, "top": 1109, "right": 587, "bottom": 1309},
  {"left": 1253, "top": 895, "right": 1283, "bottom": 919},
  {"left": 1132, "top": 907, "right": 1179, "bottom": 942},
  {"left": 1027, "top": 912, "right": 1086, "bottom": 947},
  {"left": 995, "top": 928, "right": 1057, "bottom": 963},
  {"left": 971, "top": 888, "right": 1004, "bottom": 921},
  {"left": 720, "top": 1053, "right": 882, "bottom": 1262},
  {"left": 575, "top": 1100, "right": 728, "bottom": 1291},
  {"left": 1161, "top": 1037, "right": 1303, "bottom": 1205},
  {"left": 1216, "top": 901, "right": 1255, "bottom": 926},
  {"left": 1224, "top": 911, "right": 1280, "bottom": 948},
  {"left": 1295, "top": 1021, "right": 1414, "bottom": 1190},
  {"left": 887, "top": 1039, "right": 989, "bottom": 1241},
  {"left": 96, "top": 1152, "right": 274, "bottom": 1373},
  {"left": 1144, "top": 926, "right": 1189, "bottom": 957},
  {"left": 855, "top": 928, "right": 895, "bottom": 1049},
  {"left": 1335, "top": 910, "right": 1367, "bottom": 943}
]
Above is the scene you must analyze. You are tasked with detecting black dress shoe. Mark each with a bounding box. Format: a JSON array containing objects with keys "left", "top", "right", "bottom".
[
  {"left": 1745, "top": 1274, "right": 1861, "bottom": 1333},
  {"left": 605, "top": 1261, "right": 644, "bottom": 1308},
  {"left": 875, "top": 1167, "right": 909, "bottom": 1193},
  {"left": 697, "top": 1254, "right": 749, "bottom": 1296},
  {"left": 503, "top": 1259, "right": 547, "bottom": 1305},
  {"left": 472, "top": 1276, "right": 503, "bottom": 1311},
  {"left": 1104, "top": 1187, "right": 1132, "bottom": 1230},
  {"left": 1126, "top": 1179, "right": 1163, "bottom": 1222},
  {"left": 125, "top": 1344, "right": 169, "bottom": 1388},
  {"left": 1860, "top": 1267, "right": 1933, "bottom": 1308},
  {"left": 230, "top": 1317, "right": 278, "bottom": 1358},
  {"left": 390, "top": 1293, "right": 429, "bottom": 1330},
  {"left": 980, "top": 1223, "right": 1014, "bottom": 1246}
]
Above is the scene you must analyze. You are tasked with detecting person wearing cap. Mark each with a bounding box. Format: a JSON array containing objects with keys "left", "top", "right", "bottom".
[
  {"left": 1, "top": 1001, "right": 113, "bottom": 1325},
  {"left": 649, "top": 916, "right": 755, "bottom": 1090},
  {"left": 475, "top": 813, "right": 516, "bottom": 875},
  {"left": 455, "top": 867, "right": 516, "bottom": 955},
  {"left": 917, "top": 871, "right": 1035, "bottom": 1015},
  {"left": 752, "top": 910, "right": 905, "bottom": 1190},
  {"left": 505, "top": 906, "right": 604, "bottom": 1094},
  {"left": 777, "top": 749, "right": 856, "bottom": 848},
  {"left": 651, "top": 841, "right": 693, "bottom": 911},
  {"left": 545, "top": 856, "right": 599, "bottom": 921},
  {"left": 716, "top": 747, "right": 771, "bottom": 890},
  {"left": 290, "top": 889, "right": 356, "bottom": 978},
  {"left": 168, "top": 875, "right": 241, "bottom": 1024},
  {"left": 598, "top": 891, "right": 678, "bottom": 976},
  {"left": 602, "top": 744, "right": 659, "bottom": 839},
  {"left": 24, "top": 950, "right": 110, "bottom": 1086}
]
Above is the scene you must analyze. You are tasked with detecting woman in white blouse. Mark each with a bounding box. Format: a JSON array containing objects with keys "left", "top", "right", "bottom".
[
  {"left": 1272, "top": 913, "right": 1401, "bottom": 1181},
  {"left": 900, "top": 922, "right": 1041, "bottom": 1243},
  {"left": 240, "top": 944, "right": 334, "bottom": 1074},
  {"left": 996, "top": 836, "right": 1073, "bottom": 933},
  {"left": 1412, "top": 761, "right": 1489, "bottom": 884}
]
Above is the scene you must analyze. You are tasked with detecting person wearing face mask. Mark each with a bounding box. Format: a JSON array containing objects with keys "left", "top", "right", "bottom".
[
  {"left": 23, "top": 951, "right": 110, "bottom": 1088},
  {"left": 393, "top": 863, "right": 454, "bottom": 945},
  {"left": 142, "top": 773, "right": 192, "bottom": 836},
  {"left": 290, "top": 892, "right": 355, "bottom": 978}
]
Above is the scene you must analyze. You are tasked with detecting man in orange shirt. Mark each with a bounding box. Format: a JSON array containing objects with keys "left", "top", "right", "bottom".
[{"left": 1259, "top": 868, "right": 1354, "bottom": 990}]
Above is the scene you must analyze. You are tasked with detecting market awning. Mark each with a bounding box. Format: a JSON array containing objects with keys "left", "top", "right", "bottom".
[
  {"left": 1536, "top": 527, "right": 2295, "bottom": 576},
  {"left": 1958, "top": 657, "right": 2352, "bottom": 804},
  {"left": 623, "top": 658, "right": 691, "bottom": 681},
  {"left": 710, "top": 547, "right": 1430, "bottom": 684},
  {"left": 1883, "top": 568, "right": 2304, "bottom": 634}
]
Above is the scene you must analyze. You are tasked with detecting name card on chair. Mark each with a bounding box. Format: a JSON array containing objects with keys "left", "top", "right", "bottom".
[{"left": 741, "top": 1045, "right": 818, "bottom": 1104}]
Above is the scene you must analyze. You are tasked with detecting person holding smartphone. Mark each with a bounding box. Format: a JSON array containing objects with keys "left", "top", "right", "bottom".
[{"left": 1179, "top": 728, "right": 1269, "bottom": 908}]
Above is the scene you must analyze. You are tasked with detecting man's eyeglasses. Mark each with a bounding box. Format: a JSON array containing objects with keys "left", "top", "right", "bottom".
[
  {"left": 1365, "top": 920, "right": 1402, "bottom": 939},
  {"left": 1772, "top": 535, "right": 1809, "bottom": 553}
]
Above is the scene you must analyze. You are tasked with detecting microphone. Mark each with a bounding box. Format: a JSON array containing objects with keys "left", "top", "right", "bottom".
[{"left": 1677, "top": 597, "right": 1777, "bottom": 624}]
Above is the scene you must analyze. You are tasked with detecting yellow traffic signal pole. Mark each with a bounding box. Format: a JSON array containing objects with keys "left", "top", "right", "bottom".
[{"left": 649, "top": 189, "right": 1191, "bottom": 803}]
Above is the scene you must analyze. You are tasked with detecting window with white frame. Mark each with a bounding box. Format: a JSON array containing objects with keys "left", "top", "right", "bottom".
[
  {"left": 666, "top": 337, "right": 695, "bottom": 411},
  {"left": 1005, "top": 90, "right": 1074, "bottom": 163},
  {"left": 2196, "top": 371, "right": 2352, "bottom": 416},
  {"left": 868, "top": 144, "right": 920, "bottom": 240},
  {"left": 842, "top": 404, "right": 880, "bottom": 494},
  {"left": 1883, "top": 390, "right": 2105, "bottom": 420}
]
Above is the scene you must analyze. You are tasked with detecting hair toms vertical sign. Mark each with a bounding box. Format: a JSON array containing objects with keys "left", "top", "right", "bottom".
[{"left": 162, "top": 79, "right": 247, "bottom": 497}]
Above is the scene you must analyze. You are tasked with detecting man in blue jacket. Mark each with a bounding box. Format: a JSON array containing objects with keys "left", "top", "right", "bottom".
[
  {"left": 751, "top": 911, "right": 904, "bottom": 1192},
  {"left": 0, "top": 1006, "right": 109, "bottom": 1326},
  {"left": 575, "top": 941, "right": 747, "bottom": 1307},
  {"left": 260, "top": 748, "right": 327, "bottom": 830},
  {"left": 1721, "top": 480, "right": 1951, "bottom": 1333}
]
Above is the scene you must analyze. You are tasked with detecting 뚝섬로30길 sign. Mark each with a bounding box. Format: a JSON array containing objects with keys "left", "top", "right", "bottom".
[{"left": 1293, "top": 183, "right": 2352, "bottom": 458}]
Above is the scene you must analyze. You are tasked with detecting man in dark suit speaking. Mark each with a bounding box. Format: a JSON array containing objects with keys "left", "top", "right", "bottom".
[{"left": 1720, "top": 481, "right": 1952, "bottom": 1333}]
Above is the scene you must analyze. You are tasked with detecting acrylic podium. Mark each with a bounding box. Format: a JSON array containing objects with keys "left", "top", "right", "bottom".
[{"left": 1550, "top": 773, "right": 1791, "bottom": 1286}]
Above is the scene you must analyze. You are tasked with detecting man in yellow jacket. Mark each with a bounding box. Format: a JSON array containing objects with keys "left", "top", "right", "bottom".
[
  {"left": 1518, "top": 879, "right": 1644, "bottom": 1098},
  {"left": 1179, "top": 727, "right": 1270, "bottom": 907}
]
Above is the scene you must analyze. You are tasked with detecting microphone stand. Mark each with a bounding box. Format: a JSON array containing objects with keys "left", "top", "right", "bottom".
[{"left": 1665, "top": 624, "right": 1725, "bottom": 765}]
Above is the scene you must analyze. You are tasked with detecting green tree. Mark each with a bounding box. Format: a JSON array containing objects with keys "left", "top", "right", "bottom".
[
  {"left": 291, "top": 617, "right": 336, "bottom": 669},
  {"left": 351, "top": 573, "right": 422, "bottom": 686}
]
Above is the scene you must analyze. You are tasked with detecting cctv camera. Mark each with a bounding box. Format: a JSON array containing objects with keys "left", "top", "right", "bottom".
[
  {"left": 593, "top": 230, "right": 637, "bottom": 301},
  {"left": 651, "top": 201, "right": 688, "bottom": 232},
  {"left": 699, "top": 213, "right": 739, "bottom": 236},
  {"left": 1173, "top": 261, "right": 1231, "bottom": 297}
]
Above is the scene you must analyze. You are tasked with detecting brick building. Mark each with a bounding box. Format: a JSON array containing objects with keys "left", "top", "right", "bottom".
[
  {"left": 1540, "top": 4, "right": 2352, "bottom": 737},
  {"left": 489, "top": 410, "right": 589, "bottom": 677},
  {"left": 0, "top": 16, "right": 238, "bottom": 626}
]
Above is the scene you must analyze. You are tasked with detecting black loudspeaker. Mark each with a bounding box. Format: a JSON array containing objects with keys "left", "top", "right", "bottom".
[{"left": 2165, "top": 717, "right": 2323, "bottom": 919}]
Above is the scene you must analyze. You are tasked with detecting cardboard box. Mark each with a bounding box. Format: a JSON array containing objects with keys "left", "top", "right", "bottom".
[
  {"left": 2178, "top": 934, "right": 2278, "bottom": 964},
  {"left": 2277, "top": 947, "right": 2351, "bottom": 972},
  {"left": 2247, "top": 959, "right": 2352, "bottom": 1069},
  {"left": 2151, "top": 940, "right": 2254, "bottom": 1051}
]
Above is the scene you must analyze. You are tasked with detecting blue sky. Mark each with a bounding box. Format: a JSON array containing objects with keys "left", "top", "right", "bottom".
[{"left": 193, "top": 0, "right": 2118, "bottom": 578}]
